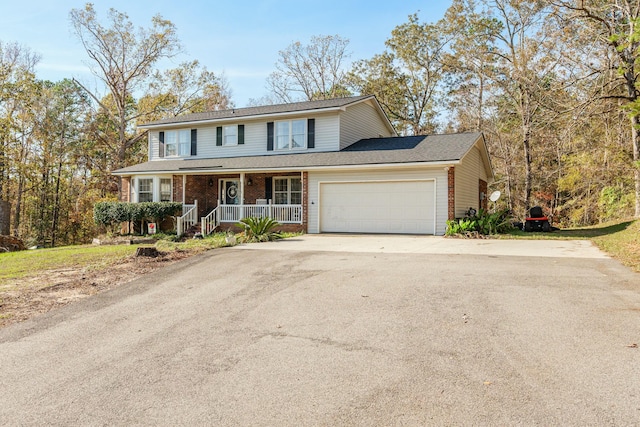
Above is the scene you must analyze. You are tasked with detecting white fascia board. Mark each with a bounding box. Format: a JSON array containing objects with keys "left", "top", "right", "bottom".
[
  {"left": 138, "top": 106, "right": 344, "bottom": 130},
  {"left": 113, "top": 160, "right": 460, "bottom": 176}
]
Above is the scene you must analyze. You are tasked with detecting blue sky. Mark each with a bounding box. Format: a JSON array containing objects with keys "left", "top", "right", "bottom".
[{"left": 0, "top": 1, "right": 452, "bottom": 107}]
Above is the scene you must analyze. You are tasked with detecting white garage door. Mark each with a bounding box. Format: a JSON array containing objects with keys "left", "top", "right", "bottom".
[{"left": 320, "top": 180, "right": 435, "bottom": 234}]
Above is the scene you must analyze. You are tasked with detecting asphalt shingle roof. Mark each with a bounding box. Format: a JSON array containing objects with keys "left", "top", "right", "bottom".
[
  {"left": 140, "top": 95, "right": 375, "bottom": 127},
  {"left": 113, "top": 133, "right": 484, "bottom": 175}
]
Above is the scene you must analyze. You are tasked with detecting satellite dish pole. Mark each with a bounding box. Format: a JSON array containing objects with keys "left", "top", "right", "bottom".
[{"left": 489, "top": 190, "right": 501, "bottom": 211}]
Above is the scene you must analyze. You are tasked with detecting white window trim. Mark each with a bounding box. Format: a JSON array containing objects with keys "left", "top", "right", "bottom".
[
  {"left": 165, "top": 129, "right": 191, "bottom": 158},
  {"left": 223, "top": 125, "right": 238, "bottom": 146},
  {"left": 273, "top": 176, "right": 302, "bottom": 205},
  {"left": 133, "top": 176, "right": 173, "bottom": 203},
  {"left": 138, "top": 178, "right": 154, "bottom": 203},
  {"left": 160, "top": 178, "right": 172, "bottom": 202},
  {"left": 275, "top": 119, "right": 307, "bottom": 151}
]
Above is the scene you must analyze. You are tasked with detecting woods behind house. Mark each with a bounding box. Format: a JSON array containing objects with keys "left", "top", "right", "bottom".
[{"left": 1, "top": 1, "right": 638, "bottom": 247}]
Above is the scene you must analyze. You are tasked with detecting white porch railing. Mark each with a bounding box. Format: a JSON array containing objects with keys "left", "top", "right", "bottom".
[
  {"left": 188, "top": 202, "right": 303, "bottom": 237},
  {"left": 201, "top": 206, "right": 219, "bottom": 236},
  {"left": 218, "top": 204, "right": 302, "bottom": 224},
  {"left": 199, "top": 203, "right": 301, "bottom": 235},
  {"left": 176, "top": 200, "right": 198, "bottom": 236}
]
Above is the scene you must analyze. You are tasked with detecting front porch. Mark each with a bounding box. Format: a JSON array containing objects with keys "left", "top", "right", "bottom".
[{"left": 171, "top": 171, "right": 308, "bottom": 236}]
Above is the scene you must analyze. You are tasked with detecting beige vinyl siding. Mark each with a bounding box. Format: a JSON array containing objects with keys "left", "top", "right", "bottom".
[
  {"left": 308, "top": 167, "right": 449, "bottom": 235},
  {"left": 339, "top": 100, "right": 394, "bottom": 150},
  {"left": 454, "top": 146, "right": 488, "bottom": 218},
  {"left": 312, "top": 114, "right": 340, "bottom": 152}
]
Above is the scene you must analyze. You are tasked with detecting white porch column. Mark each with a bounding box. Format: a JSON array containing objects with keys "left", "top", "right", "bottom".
[
  {"left": 182, "top": 174, "right": 187, "bottom": 203},
  {"left": 240, "top": 172, "right": 245, "bottom": 219}
]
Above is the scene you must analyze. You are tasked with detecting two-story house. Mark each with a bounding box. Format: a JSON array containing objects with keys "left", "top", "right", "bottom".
[{"left": 113, "top": 95, "right": 493, "bottom": 236}]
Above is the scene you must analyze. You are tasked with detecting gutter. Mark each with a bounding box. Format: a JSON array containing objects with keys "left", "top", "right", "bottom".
[{"left": 112, "top": 160, "right": 460, "bottom": 176}]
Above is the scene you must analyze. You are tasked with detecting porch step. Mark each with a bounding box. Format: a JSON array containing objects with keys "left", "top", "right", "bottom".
[{"left": 183, "top": 223, "right": 202, "bottom": 238}]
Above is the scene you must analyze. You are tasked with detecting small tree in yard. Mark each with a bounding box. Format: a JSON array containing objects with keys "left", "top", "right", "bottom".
[{"left": 237, "top": 217, "right": 282, "bottom": 242}]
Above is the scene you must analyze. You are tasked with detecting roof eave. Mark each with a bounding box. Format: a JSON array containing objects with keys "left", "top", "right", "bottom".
[
  {"left": 139, "top": 96, "right": 378, "bottom": 130},
  {"left": 113, "top": 160, "right": 461, "bottom": 176}
]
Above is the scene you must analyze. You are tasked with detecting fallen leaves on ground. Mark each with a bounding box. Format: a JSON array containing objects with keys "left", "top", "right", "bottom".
[{"left": 0, "top": 250, "right": 192, "bottom": 328}]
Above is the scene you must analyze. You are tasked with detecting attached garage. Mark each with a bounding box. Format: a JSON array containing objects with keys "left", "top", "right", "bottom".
[{"left": 319, "top": 180, "right": 436, "bottom": 234}]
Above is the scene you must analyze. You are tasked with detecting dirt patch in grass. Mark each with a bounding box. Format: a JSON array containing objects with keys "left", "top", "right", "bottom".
[{"left": 0, "top": 250, "right": 193, "bottom": 328}]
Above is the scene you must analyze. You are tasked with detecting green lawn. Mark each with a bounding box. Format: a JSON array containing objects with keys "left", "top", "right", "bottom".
[
  {"left": 505, "top": 220, "right": 640, "bottom": 272},
  {"left": 0, "top": 244, "right": 138, "bottom": 283},
  {"left": 1, "top": 224, "right": 637, "bottom": 288},
  {"left": 591, "top": 221, "right": 640, "bottom": 272},
  {"left": 0, "top": 233, "right": 233, "bottom": 287}
]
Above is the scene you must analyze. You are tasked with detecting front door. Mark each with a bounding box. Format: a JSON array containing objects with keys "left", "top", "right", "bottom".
[{"left": 221, "top": 179, "right": 240, "bottom": 205}]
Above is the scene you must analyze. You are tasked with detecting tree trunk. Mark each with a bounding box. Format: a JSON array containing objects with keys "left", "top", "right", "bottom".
[
  {"left": 38, "top": 168, "right": 49, "bottom": 244},
  {"left": 522, "top": 124, "right": 532, "bottom": 213},
  {"left": 13, "top": 176, "right": 23, "bottom": 237},
  {"left": 476, "top": 75, "right": 484, "bottom": 131},
  {"left": 0, "top": 200, "right": 10, "bottom": 235},
  {"left": 625, "top": 60, "right": 640, "bottom": 218},
  {"left": 116, "top": 142, "right": 127, "bottom": 200},
  {"left": 51, "top": 161, "right": 63, "bottom": 247},
  {"left": 0, "top": 138, "right": 5, "bottom": 201},
  {"left": 631, "top": 114, "right": 640, "bottom": 218}
]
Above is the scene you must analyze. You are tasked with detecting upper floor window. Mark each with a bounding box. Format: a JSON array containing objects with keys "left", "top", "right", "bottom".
[
  {"left": 216, "top": 124, "right": 244, "bottom": 147},
  {"left": 160, "top": 129, "right": 196, "bottom": 158},
  {"left": 224, "top": 125, "right": 237, "bottom": 146},
  {"left": 165, "top": 130, "right": 190, "bottom": 157},
  {"left": 276, "top": 120, "right": 306, "bottom": 150}
]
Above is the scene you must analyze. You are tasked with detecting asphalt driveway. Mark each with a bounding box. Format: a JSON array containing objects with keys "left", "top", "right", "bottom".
[{"left": 0, "top": 236, "right": 638, "bottom": 425}]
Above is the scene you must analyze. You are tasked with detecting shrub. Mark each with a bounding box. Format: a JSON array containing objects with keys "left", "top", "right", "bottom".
[
  {"left": 237, "top": 216, "right": 282, "bottom": 242},
  {"left": 93, "top": 202, "right": 182, "bottom": 234},
  {"left": 598, "top": 186, "right": 634, "bottom": 222},
  {"left": 446, "top": 208, "right": 513, "bottom": 237}
]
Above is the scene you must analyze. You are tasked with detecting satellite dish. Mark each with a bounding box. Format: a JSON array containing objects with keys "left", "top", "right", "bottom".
[{"left": 489, "top": 190, "right": 501, "bottom": 202}]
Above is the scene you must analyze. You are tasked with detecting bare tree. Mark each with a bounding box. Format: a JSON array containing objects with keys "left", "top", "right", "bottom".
[
  {"left": 69, "top": 3, "right": 181, "bottom": 194},
  {"left": 142, "top": 60, "right": 233, "bottom": 122},
  {"left": 553, "top": 0, "right": 640, "bottom": 218},
  {"left": 0, "top": 41, "right": 40, "bottom": 201},
  {"left": 267, "top": 35, "right": 351, "bottom": 103}
]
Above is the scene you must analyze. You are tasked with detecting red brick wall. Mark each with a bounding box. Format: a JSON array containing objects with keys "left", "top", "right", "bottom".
[
  {"left": 173, "top": 175, "right": 183, "bottom": 203},
  {"left": 183, "top": 173, "right": 306, "bottom": 206},
  {"left": 448, "top": 167, "right": 455, "bottom": 220},
  {"left": 181, "top": 175, "right": 218, "bottom": 218},
  {"left": 479, "top": 179, "right": 488, "bottom": 211},
  {"left": 120, "top": 177, "right": 131, "bottom": 202},
  {"left": 180, "top": 172, "right": 308, "bottom": 232},
  {"left": 242, "top": 173, "right": 269, "bottom": 203}
]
